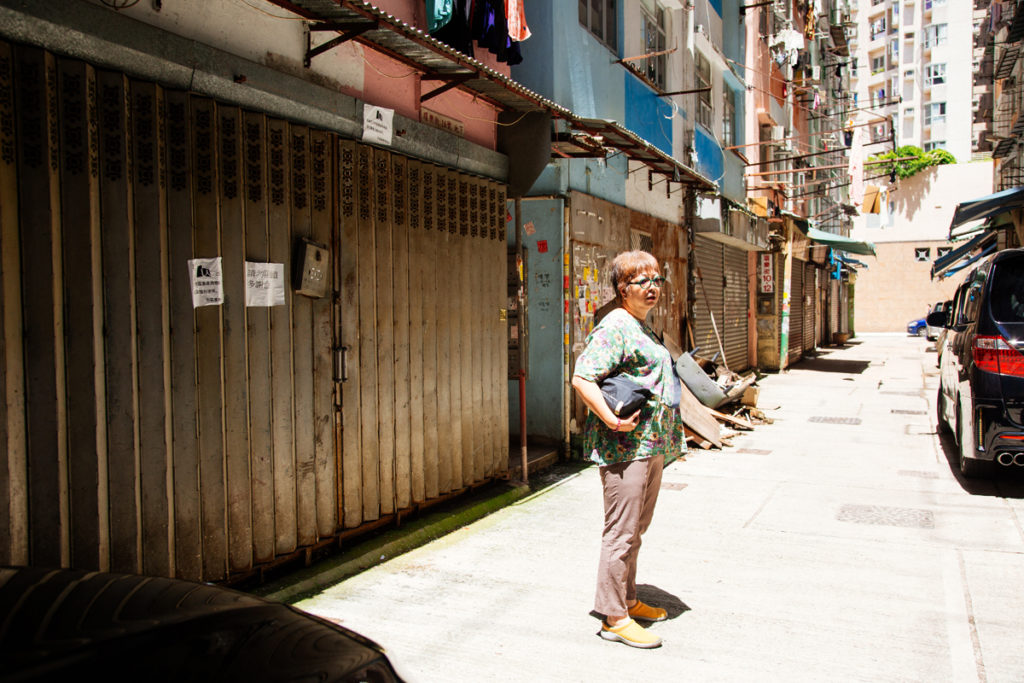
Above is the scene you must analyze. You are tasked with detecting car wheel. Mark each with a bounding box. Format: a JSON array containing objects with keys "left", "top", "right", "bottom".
[
  {"left": 936, "top": 387, "right": 951, "bottom": 435},
  {"left": 957, "top": 401, "right": 988, "bottom": 479}
]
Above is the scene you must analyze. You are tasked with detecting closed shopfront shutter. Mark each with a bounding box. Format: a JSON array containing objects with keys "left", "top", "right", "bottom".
[
  {"left": 722, "top": 244, "right": 750, "bottom": 372},
  {"left": 0, "top": 41, "right": 509, "bottom": 582},
  {"left": 803, "top": 261, "right": 816, "bottom": 352},
  {"left": 788, "top": 258, "right": 804, "bottom": 361},
  {"left": 693, "top": 235, "right": 726, "bottom": 362}
]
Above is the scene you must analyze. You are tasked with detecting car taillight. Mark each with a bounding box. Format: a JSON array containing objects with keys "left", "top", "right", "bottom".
[{"left": 973, "top": 335, "right": 1024, "bottom": 377}]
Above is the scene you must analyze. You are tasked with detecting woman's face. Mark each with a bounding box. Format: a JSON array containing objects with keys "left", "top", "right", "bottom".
[{"left": 620, "top": 266, "right": 663, "bottom": 318}]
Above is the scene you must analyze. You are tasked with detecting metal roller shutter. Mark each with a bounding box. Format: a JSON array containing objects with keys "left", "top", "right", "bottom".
[
  {"left": 693, "top": 235, "right": 726, "bottom": 363},
  {"left": 803, "top": 261, "right": 816, "bottom": 352},
  {"left": 722, "top": 244, "right": 750, "bottom": 372},
  {"left": 788, "top": 258, "right": 804, "bottom": 359}
]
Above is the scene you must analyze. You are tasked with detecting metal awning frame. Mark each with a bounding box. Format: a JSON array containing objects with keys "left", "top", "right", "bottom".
[{"left": 270, "top": 0, "right": 715, "bottom": 190}]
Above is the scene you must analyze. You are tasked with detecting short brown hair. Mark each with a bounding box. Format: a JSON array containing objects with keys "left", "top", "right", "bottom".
[{"left": 609, "top": 250, "right": 659, "bottom": 300}]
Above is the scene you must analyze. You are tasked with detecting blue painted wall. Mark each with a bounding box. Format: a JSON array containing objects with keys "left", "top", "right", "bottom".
[
  {"left": 695, "top": 126, "right": 724, "bottom": 190},
  {"left": 625, "top": 76, "right": 673, "bottom": 155},
  {"left": 507, "top": 198, "right": 566, "bottom": 442},
  {"left": 514, "top": 2, "right": 624, "bottom": 123}
]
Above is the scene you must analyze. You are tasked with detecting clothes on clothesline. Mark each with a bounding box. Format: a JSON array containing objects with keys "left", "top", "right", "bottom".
[{"left": 427, "top": 0, "right": 530, "bottom": 65}]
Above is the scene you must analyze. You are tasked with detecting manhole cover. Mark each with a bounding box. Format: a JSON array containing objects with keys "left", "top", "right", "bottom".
[
  {"left": 898, "top": 470, "right": 940, "bottom": 479},
  {"left": 836, "top": 504, "right": 934, "bottom": 529},
  {"left": 891, "top": 409, "right": 927, "bottom": 415},
  {"left": 660, "top": 482, "right": 687, "bottom": 491},
  {"left": 809, "top": 416, "right": 862, "bottom": 425},
  {"left": 736, "top": 448, "right": 772, "bottom": 455}
]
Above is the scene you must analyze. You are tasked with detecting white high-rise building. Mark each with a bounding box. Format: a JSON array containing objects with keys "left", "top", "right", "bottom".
[{"left": 849, "top": 0, "right": 976, "bottom": 161}]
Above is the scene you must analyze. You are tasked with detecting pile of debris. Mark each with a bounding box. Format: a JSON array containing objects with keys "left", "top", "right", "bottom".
[{"left": 675, "top": 351, "right": 772, "bottom": 452}]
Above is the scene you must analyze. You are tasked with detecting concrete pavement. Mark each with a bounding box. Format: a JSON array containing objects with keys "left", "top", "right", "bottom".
[{"left": 270, "top": 334, "right": 1024, "bottom": 682}]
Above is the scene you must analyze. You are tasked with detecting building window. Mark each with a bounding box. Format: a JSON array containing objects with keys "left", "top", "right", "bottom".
[
  {"left": 924, "top": 23, "right": 947, "bottom": 48},
  {"left": 871, "top": 55, "right": 885, "bottom": 73},
  {"left": 579, "top": 0, "right": 617, "bottom": 51},
  {"left": 871, "top": 18, "right": 887, "bottom": 40},
  {"left": 924, "top": 102, "right": 946, "bottom": 126},
  {"left": 641, "top": 5, "right": 667, "bottom": 89},
  {"left": 924, "top": 0, "right": 946, "bottom": 9},
  {"left": 936, "top": 247, "right": 952, "bottom": 259},
  {"left": 924, "top": 140, "right": 947, "bottom": 151},
  {"left": 925, "top": 63, "right": 946, "bottom": 86},
  {"left": 722, "top": 87, "right": 736, "bottom": 145},
  {"left": 915, "top": 247, "right": 931, "bottom": 261},
  {"left": 696, "top": 52, "right": 712, "bottom": 130}
]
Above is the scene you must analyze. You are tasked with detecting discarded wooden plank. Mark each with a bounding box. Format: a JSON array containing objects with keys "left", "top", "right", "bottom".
[
  {"left": 678, "top": 380, "right": 722, "bottom": 447},
  {"left": 710, "top": 408, "right": 755, "bottom": 431}
]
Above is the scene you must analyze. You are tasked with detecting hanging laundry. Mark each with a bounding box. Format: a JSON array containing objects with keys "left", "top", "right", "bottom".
[
  {"left": 506, "top": 0, "right": 531, "bottom": 42},
  {"left": 813, "top": 90, "right": 820, "bottom": 110},
  {"left": 472, "top": 0, "right": 522, "bottom": 64},
  {"left": 431, "top": 0, "right": 474, "bottom": 58},
  {"left": 426, "top": 0, "right": 454, "bottom": 33}
]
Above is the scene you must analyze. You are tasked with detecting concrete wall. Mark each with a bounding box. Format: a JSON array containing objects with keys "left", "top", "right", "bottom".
[
  {"left": 852, "top": 240, "right": 963, "bottom": 332},
  {"left": 851, "top": 162, "right": 993, "bottom": 242}
]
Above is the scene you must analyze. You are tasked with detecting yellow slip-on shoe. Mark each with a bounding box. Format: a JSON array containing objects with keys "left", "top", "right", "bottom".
[
  {"left": 599, "top": 619, "right": 663, "bottom": 649},
  {"left": 628, "top": 600, "right": 668, "bottom": 622}
]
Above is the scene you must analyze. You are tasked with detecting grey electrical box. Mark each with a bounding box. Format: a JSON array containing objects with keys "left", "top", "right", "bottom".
[{"left": 295, "top": 239, "right": 329, "bottom": 298}]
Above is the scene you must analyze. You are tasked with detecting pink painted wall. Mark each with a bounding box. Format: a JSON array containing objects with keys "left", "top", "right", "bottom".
[{"left": 354, "top": 0, "right": 510, "bottom": 151}]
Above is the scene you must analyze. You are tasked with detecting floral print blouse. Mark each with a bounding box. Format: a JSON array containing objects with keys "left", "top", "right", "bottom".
[{"left": 573, "top": 308, "right": 686, "bottom": 466}]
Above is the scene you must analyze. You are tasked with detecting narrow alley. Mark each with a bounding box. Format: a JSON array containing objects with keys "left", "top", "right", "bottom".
[{"left": 281, "top": 334, "right": 1024, "bottom": 683}]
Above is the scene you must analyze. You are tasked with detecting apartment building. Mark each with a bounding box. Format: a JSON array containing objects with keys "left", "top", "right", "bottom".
[{"left": 850, "top": 0, "right": 976, "bottom": 161}]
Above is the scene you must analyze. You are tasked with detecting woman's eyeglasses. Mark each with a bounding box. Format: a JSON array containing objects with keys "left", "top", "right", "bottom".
[{"left": 627, "top": 276, "right": 667, "bottom": 290}]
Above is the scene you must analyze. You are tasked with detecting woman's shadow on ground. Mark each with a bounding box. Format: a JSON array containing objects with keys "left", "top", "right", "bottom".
[{"left": 589, "top": 584, "right": 690, "bottom": 622}]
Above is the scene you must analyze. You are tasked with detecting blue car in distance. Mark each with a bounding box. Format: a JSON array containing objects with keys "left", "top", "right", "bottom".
[{"left": 907, "top": 317, "right": 927, "bottom": 336}]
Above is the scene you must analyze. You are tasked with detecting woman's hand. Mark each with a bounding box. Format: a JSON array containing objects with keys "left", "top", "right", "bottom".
[{"left": 610, "top": 409, "right": 641, "bottom": 432}]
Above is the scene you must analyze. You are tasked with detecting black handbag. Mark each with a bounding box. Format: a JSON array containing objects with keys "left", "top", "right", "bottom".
[{"left": 598, "top": 375, "right": 653, "bottom": 417}]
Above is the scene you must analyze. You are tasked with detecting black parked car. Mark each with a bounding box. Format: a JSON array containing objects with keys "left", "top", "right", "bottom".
[
  {"left": 930, "top": 248, "right": 1024, "bottom": 478},
  {"left": 0, "top": 566, "right": 406, "bottom": 682}
]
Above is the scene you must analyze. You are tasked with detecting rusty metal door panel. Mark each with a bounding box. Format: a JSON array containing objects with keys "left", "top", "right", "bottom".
[
  {"left": 242, "top": 112, "right": 275, "bottom": 564},
  {"left": 0, "top": 41, "right": 28, "bottom": 567},
  {"left": 58, "top": 58, "right": 105, "bottom": 571}
]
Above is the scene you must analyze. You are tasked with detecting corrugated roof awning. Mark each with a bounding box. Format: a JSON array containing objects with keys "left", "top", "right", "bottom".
[
  {"left": 270, "top": 0, "right": 714, "bottom": 189},
  {"left": 804, "top": 226, "right": 876, "bottom": 256},
  {"left": 931, "top": 230, "right": 999, "bottom": 279},
  {"left": 948, "top": 185, "right": 1024, "bottom": 236}
]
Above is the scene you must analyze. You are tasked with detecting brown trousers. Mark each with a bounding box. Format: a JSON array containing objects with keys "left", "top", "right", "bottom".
[{"left": 594, "top": 455, "right": 664, "bottom": 618}]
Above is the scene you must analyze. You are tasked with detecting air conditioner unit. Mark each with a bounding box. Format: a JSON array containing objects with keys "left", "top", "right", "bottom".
[{"left": 771, "top": 125, "right": 786, "bottom": 141}]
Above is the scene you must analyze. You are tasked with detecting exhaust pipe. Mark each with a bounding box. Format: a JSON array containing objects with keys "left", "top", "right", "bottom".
[
  {"left": 997, "top": 452, "right": 1015, "bottom": 466},
  {"left": 1015, "top": 453, "right": 1024, "bottom": 467}
]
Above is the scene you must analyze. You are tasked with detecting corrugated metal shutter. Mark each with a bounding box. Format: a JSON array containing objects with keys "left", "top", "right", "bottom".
[
  {"left": 830, "top": 278, "right": 840, "bottom": 335},
  {"left": 722, "top": 244, "right": 750, "bottom": 372},
  {"left": 788, "top": 258, "right": 804, "bottom": 359},
  {"left": 803, "top": 261, "right": 815, "bottom": 352},
  {"left": 693, "top": 235, "right": 725, "bottom": 363}
]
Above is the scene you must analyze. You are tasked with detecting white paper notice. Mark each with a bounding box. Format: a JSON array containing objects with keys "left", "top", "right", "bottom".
[
  {"left": 362, "top": 105, "right": 394, "bottom": 146},
  {"left": 245, "top": 261, "right": 285, "bottom": 307},
  {"left": 189, "top": 257, "right": 224, "bottom": 308}
]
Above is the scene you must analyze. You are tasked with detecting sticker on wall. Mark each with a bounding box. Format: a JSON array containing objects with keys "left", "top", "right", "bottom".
[
  {"left": 189, "top": 257, "right": 224, "bottom": 308},
  {"left": 537, "top": 239, "right": 548, "bottom": 253},
  {"left": 245, "top": 261, "right": 286, "bottom": 307},
  {"left": 362, "top": 105, "right": 394, "bottom": 146},
  {"left": 523, "top": 221, "right": 536, "bottom": 236}
]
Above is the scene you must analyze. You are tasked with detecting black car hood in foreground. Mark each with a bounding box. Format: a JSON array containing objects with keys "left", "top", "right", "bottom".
[{"left": 0, "top": 566, "right": 404, "bottom": 683}]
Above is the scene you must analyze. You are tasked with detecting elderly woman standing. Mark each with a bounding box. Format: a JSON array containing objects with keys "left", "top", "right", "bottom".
[{"left": 571, "top": 250, "right": 684, "bottom": 649}]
